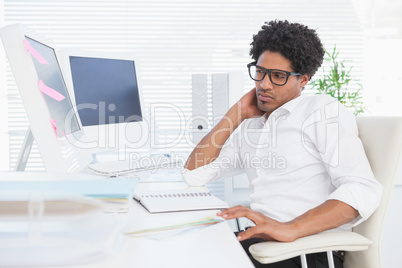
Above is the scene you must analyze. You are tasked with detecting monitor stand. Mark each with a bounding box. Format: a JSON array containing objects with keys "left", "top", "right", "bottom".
[
  {"left": 14, "top": 127, "right": 97, "bottom": 171},
  {"left": 14, "top": 127, "right": 34, "bottom": 171}
]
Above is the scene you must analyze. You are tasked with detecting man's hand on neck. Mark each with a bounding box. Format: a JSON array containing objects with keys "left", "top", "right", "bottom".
[{"left": 184, "top": 88, "right": 264, "bottom": 170}]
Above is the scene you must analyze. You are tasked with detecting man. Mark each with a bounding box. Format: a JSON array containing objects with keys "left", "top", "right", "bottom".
[{"left": 183, "top": 20, "right": 382, "bottom": 268}]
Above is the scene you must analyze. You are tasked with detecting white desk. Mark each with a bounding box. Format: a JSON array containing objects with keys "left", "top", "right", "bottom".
[
  {"left": 82, "top": 182, "right": 254, "bottom": 268},
  {"left": 1, "top": 178, "right": 254, "bottom": 268}
]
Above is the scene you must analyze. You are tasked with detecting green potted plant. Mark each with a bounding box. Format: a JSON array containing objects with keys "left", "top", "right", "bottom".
[{"left": 310, "top": 46, "right": 365, "bottom": 115}]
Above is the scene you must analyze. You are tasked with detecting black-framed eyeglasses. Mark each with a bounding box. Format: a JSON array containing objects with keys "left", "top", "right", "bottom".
[{"left": 247, "top": 62, "right": 301, "bottom": 86}]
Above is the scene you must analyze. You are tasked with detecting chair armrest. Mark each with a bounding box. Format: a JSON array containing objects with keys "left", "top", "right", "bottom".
[{"left": 249, "top": 231, "right": 372, "bottom": 264}]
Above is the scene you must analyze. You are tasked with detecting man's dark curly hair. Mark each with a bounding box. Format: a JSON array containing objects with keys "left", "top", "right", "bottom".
[{"left": 250, "top": 20, "right": 324, "bottom": 78}]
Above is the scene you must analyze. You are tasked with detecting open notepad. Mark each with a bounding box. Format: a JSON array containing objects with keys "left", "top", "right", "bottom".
[{"left": 133, "top": 189, "right": 228, "bottom": 213}]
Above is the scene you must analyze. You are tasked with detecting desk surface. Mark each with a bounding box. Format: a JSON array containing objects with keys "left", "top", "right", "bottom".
[
  {"left": 67, "top": 182, "right": 254, "bottom": 268},
  {"left": 1, "top": 178, "right": 254, "bottom": 268}
]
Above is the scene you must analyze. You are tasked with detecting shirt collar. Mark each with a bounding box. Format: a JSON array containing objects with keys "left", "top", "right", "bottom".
[
  {"left": 256, "top": 94, "right": 305, "bottom": 126},
  {"left": 257, "top": 113, "right": 269, "bottom": 125},
  {"left": 266, "top": 94, "right": 306, "bottom": 119},
  {"left": 276, "top": 94, "right": 305, "bottom": 114}
]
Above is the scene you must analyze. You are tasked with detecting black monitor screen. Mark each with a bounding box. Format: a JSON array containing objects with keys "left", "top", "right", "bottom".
[
  {"left": 69, "top": 56, "right": 142, "bottom": 126},
  {"left": 26, "top": 36, "right": 80, "bottom": 136}
]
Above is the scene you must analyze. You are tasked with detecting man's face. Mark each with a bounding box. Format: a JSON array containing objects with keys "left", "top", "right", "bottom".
[{"left": 255, "top": 50, "right": 309, "bottom": 115}]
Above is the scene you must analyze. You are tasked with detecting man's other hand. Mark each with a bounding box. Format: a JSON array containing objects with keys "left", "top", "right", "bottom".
[{"left": 218, "top": 205, "right": 297, "bottom": 242}]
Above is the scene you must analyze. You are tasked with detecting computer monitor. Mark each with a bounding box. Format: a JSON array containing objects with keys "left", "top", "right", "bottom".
[
  {"left": 58, "top": 49, "right": 148, "bottom": 159},
  {"left": 0, "top": 24, "right": 93, "bottom": 172},
  {"left": 25, "top": 35, "right": 81, "bottom": 136}
]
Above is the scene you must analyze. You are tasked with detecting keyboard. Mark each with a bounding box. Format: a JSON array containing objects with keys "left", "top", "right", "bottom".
[{"left": 87, "top": 154, "right": 182, "bottom": 176}]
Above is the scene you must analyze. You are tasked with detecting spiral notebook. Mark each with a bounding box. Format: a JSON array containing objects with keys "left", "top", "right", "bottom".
[{"left": 133, "top": 189, "right": 228, "bottom": 213}]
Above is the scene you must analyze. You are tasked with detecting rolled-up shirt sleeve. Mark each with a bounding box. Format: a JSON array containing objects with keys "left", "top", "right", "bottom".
[
  {"left": 314, "top": 100, "right": 383, "bottom": 225},
  {"left": 182, "top": 164, "right": 220, "bottom": 186},
  {"left": 328, "top": 175, "right": 382, "bottom": 225},
  {"left": 182, "top": 128, "right": 245, "bottom": 186}
]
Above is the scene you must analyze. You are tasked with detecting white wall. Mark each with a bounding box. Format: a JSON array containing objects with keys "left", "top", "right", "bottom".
[{"left": 363, "top": 40, "right": 402, "bottom": 120}]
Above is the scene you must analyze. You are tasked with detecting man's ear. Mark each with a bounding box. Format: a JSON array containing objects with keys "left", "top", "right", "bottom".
[{"left": 299, "top": 74, "right": 310, "bottom": 88}]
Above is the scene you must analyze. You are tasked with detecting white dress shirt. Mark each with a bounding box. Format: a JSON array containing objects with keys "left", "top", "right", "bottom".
[{"left": 183, "top": 94, "right": 382, "bottom": 231}]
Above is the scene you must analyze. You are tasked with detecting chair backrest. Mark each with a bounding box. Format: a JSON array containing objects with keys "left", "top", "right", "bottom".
[{"left": 345, "top": 116, "right": 402, "bottom": 268}]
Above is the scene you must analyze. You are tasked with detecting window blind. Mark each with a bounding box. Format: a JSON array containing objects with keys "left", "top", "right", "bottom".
[{"left": 1, "top": 0, "right": 365, "bottom": 199}]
